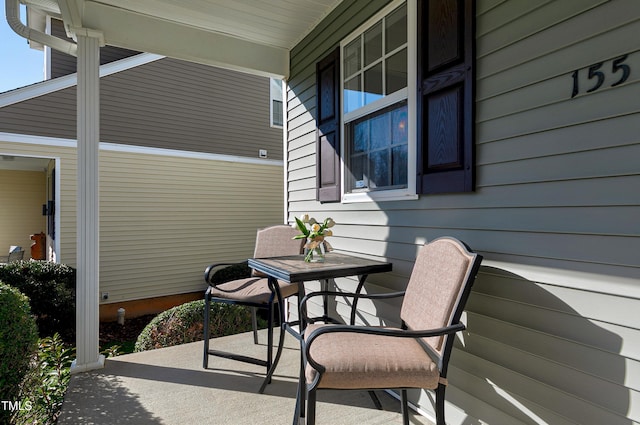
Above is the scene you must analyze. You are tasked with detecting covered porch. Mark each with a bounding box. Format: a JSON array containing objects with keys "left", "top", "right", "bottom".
[{"left": 59, "top": 330, "right": 434, "bottom": 425}]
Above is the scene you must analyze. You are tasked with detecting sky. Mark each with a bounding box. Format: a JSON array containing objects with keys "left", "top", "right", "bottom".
[{"left": 0, "top": 1, "right": 45, "bottom": 93}]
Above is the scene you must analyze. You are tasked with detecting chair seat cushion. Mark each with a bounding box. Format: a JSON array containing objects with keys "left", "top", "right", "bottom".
[
  {"left": 305, "top": 324, "right": 440, "bottom": 390},
  {"left": 207, "top": 278, "right": 299, "bottom": 304}
]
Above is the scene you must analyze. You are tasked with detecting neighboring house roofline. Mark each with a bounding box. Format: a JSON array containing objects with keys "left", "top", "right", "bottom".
[{"left": 0, "top": 52, "right": 164, "bottom": 107}]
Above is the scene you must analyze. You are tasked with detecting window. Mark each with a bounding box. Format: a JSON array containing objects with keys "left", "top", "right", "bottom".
[
  {"left": 272, "top": 99, "right": 283, "bottom": 127},
  {"left": 315, "top": 0, "right": 475, "bottom": 203},
  {"left": 341, "top": 0, "right": 417, "bottom": 202},
  {"left": 270, "top": 78, "right": 283, "bottom": 128}
]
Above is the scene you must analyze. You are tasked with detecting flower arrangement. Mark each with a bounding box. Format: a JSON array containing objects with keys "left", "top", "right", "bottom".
[{"left": 293, "top": 214, "right": 335, "bottom": 262}]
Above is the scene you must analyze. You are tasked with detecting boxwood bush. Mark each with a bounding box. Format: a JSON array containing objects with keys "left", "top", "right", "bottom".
[
  {"left": 0, "top": 261, "right": 76, "bottom": 342},
  {"left": 0, "top": 282, "right": 38, "bottom": 423},
  {"left": 134, "top": 300, "right": 254, "bottom": 352}
]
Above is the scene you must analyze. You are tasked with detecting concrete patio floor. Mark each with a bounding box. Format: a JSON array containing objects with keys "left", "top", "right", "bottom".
[{"left": 59, "top": 329, "right": 434, "bottom": 424}]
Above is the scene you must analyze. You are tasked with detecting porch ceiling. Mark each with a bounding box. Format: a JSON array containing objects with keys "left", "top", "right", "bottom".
[{"left": 36, "top": 0, "right": 344, "bottom": 78}]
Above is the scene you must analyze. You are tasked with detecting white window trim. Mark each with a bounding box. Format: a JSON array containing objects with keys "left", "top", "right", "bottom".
[{"left": 340, "top": 0, "right": 417, "bottom": 204}]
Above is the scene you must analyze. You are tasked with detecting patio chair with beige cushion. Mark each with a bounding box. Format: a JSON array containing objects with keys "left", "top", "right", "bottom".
[
  {"left": 202, "top": 225, "right": 304, "bottom": 392},
  {"left": 295, "top": 237, "right": 483, "bottom": 425},
  {"left": 0, "top": 246, "right": 24, "bottom": 264}
]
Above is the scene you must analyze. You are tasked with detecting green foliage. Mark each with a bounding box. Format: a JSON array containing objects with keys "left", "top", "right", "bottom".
[
  {"left": 14, "top": 333, "right": 75, "bottom": 425},
  {"left": 0, "top": 261, "right": 76, "bottom": 342},
  {"left": 101, "top": 344, "right": 123, "bottom": 358},
  {"left": 209, "top": 262, "right": 251, "bottom": 284},
  {"left": 134, "top": 300, "right": 254, "bottom": 352},
  {"left": 0, "top": 282, "right": 38, "bottom": 424}
]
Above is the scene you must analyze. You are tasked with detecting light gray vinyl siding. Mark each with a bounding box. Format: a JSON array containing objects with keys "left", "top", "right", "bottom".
[
  {"left": 0, "top": 58, "right": 283, "bottom": 159},
  {"left": 287, "top": 1, "right": 639, "bottom": 424},
  {"left": 50, "top": 18, "right": 139, "bottom": 78}
]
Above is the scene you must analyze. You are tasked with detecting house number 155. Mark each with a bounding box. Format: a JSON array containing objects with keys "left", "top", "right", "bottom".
[{"left": 571, "top": 54, "right": 630, "bottom": 98}]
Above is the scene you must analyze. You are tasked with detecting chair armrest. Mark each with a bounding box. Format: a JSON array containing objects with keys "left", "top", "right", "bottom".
[
  {"left": 303, "top": 322, "right": 466, "bottom": 372},
  {"left": 306, "top": 322, "right": 465, "bottom": 343},
  {"left": 299, "top": 290, "right": 405, "bottom": 325},
  {"left": 204, "top": 261, "right": 252, "bottom": 285}
]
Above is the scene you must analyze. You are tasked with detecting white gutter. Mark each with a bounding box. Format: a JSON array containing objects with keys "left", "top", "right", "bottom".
[{"left": 5, "top": 0, "right": 77, "bottom": 57}]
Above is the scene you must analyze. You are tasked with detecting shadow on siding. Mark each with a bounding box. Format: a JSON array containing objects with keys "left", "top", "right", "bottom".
[{"left": 455, "top": 265, "right": 631, "bottom": 425}]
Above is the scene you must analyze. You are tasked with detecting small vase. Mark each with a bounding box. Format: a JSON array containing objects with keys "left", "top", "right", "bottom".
[{"left": 305, "top": 238, "right": 326, "bottom": 263}]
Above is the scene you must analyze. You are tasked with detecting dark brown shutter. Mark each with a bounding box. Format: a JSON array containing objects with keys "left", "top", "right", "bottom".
[
  {"left": 316, "top": 47, "right": 341, "bottom": 203},
  {"left": 417, "top": 0, "right": 475, "bottom": 194}
]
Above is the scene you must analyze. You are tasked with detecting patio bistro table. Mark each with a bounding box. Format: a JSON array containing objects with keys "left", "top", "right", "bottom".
[{"left": 248, "top": 252, "right": 392, "bottom": 392}]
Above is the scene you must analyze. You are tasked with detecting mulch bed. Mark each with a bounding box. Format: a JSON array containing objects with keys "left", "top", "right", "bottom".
[{"left": 99, "top": 314, "right": 156, "bottom": 351}]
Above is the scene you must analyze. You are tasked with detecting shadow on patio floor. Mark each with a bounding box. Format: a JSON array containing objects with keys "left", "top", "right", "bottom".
[{"left": 59, "top": 330, "right": 433, "bottom": 424}]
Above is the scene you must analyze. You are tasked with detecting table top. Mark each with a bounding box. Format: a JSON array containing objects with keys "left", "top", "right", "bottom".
[{"left": 248, "top": 252, "right": 392, "bottom": 283}]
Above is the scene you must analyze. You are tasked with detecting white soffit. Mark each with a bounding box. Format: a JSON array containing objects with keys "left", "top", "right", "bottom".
[{"left": 53, "top": 0, "right": 344, "bottom": 78}]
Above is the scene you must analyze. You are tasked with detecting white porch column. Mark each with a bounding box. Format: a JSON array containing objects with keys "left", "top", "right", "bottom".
[{"left": 71, "top": 32, "right": 105, "bottom": 373}]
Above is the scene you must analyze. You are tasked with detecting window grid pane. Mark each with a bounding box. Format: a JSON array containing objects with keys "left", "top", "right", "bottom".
[
  {"left": 272, "top": 100, "right": 283, "bottom": 127},
  {"left": 344, "top": 38, "right": 361, "bottom": 78},
  {"left": 347, "top": 101, "right": 408, "bottom": 192},
  {"left": 385, "top": 48, "right": 407, "bottom": 95},
  {"left": 364, "top": 22, "right": 383, "bottom": 67},
  {"left": 364, "top": 62, "right": 384, "bottom": 105},
  {"left": 344, "top": 75, "right": 362, "bottom": 114},
  {"left": 385, "top": 3, "right": 407, "bottom": 54}
]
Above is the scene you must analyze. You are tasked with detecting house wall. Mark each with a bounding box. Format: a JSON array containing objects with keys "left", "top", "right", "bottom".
[
  {"left": 0, "top": 169, "right": 47, "bottom": 259},
  {"left": 98, "top": 145, "right": 284, "bottom": 303},
  {"left": 0, "top": 135, "right": 284, "bottom": 308},
  {"left": 0, "top": 57, "right": 283, "bottom": 159},
  {"left": 0, "top": 52, "right": 285, "bottom": 313},
  {"left": 286, "top": 1, "right": 639, "bottom": 424}
]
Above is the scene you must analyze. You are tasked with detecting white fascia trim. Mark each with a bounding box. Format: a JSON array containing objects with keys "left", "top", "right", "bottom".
[
  {"left": 0, "top": 132, "right": 283, "bottom": 167},
  {"left": 0, "top": 52, "right": 164, "bottom": 108},
  {"left": 100, "top": 143, "right": 284, "bottom": 167},
  {"left": 0, "top": 131, "right": 76, "bottom": 148}
]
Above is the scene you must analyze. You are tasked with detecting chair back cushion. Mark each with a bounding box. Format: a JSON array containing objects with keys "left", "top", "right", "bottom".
[
  {"left": 400, "top": 237, "right": 478, "bottom": 355},
  {"left": 252, "top": 225, "right": 304, "bottom": 276}
]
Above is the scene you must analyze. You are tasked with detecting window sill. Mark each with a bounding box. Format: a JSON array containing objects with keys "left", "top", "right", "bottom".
[{"left": 341, "top": 189, "right": 418, "bottom": 203}]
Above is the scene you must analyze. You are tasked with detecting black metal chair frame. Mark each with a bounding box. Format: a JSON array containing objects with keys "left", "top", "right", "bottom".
[
  {"left": 202, "top": 225, "right": 304, "bottom": 393},
  {"left": 202, "top": 261, "right": 294, "bottom": 393}
]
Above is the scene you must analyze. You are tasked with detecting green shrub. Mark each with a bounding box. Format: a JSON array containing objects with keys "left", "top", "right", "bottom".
[
  {"left": 209, "top": 261, "right": 251, "bottom": 284},
  {"left": 0, "top": 261, "right": 76, "bottom": 342},
  {"left": 14, "top": 333, "right": 75, "bottom": 425},
  {"left": 0, "top": 282, "right": 38, "bottom": 423},
  {"left": 134, "top": 300, "right": 254, "bottom": 352}
]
